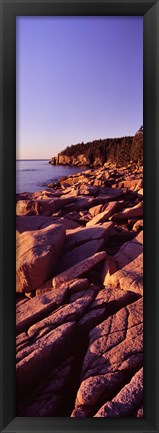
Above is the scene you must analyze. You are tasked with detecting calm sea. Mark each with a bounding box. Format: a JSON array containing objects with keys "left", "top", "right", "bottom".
[{"left": 16, "top": 160, "right": 87, "bottom": 193}]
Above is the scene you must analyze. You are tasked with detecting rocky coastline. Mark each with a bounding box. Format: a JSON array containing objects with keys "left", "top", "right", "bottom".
[
  {"left": 49, "top": 127, "right": 143, "bottom": 168},
  {"left": 16, "top": 161, "right": 143, "bottom": 417}
]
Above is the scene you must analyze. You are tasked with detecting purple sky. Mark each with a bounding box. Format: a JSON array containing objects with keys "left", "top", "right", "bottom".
[{"left": 16, "top": 16, "right": 143, "bottom": 159}]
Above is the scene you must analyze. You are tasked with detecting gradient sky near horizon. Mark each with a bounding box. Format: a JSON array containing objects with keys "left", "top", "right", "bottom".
[{"left": 16, "top": 16, "right": 143, "bottom": 160}]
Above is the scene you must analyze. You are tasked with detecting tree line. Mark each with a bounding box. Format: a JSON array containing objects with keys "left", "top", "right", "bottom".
[{"left": 58, "top": 127, "right": 143, "bottom": 166}]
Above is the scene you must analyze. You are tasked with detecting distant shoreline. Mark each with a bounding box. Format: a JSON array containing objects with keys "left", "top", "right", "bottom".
[{"left": 16, "top": 159, "right": 50, "bottom": 161}]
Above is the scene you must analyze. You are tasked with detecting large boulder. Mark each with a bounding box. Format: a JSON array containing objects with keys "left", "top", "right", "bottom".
[
  {"left": 16, "top": 224, "right": 65, "bottom": 292},
  {"left": 110, "top": 201, "right": 143, "bottom": 221},
  {"left": 89, "top": 204, "right": 103, "bottom": 217},
  {"left": 113, "top": 231, "right": 143, "bottom": 269},
  {"left": 77, "top": 185, "right": 99, "bottom": 196},
  {"left": 39, "top": 196, "right": 77, "bottom": 215},
  {"left": 42, "top": 217, "right": 80, "bottom": 231},
  {"left": 16, "top": 215, "right": 59, "bottom": 233},
  {"left": 56, "top": 239, "right": 104, "bottom": 274},
  {"left": 52, "top": 251, "right": 107, "bottom": 288},
  {"left": 86, "top": 201, "right": 123, "bottom": 227},
  {"left": 65, "top": 222, "right": 113, "bottom": 251},
  {"left": 16, "top": 200, "right": 40, "bottom": 216},
  {"left": 104, "top": 253, "right": 143, "bottom": 295}
]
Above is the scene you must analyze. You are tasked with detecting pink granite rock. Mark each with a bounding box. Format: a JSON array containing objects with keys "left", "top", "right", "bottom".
[
  {"left": 104, "top": 253, "right": 143, "bottom": 295},
  {"left": 94, "top": 368, "right": 143, "bottom": 417},
  {"left": 52, "top": 251, "right": 107, "bottom": 288},
  {"left": 16, "top": 224, "right": 65, "bottom": 292}
]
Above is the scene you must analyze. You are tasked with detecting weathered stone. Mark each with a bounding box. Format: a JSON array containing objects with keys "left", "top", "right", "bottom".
[
  {"left": 16, "top": 322, "right": 76, "bottom": 399},
  {"left": 38, "top": 196, "right": 77, "bottom": 216},
  {"left": 117, "top": 179, "right": 142, "bottom": 190},
  {"left": 101, "top": 255, "right": 118, "bottom": 285},
  {"left": 37, "top": 199, "right": 55, "bottom": 216},
  {"left": 119, "top": 190, "right": 138, "bottom": 202},
  {"left": 16, "top": 286, "right": 68, "bottom": 334},
  {"left": 52, "top": 251, "right": 107, "bottom": 288},
  {"left": 36, "top": 279, "right": 54, "bottom": 296},
  {"left": 45, "top": 217, "right": 80, "bottom": 230},
  {"left": 16, "top": 200, "right": 40, "bottom": 216},
  {"left": 114, "top": 232, "right": 143, "bottom": 269},
  {"left": 71, "top": 405, "right": 92, "bottom": 417},
  {"left": 69, "top": 285, "right": 99, "bottom": 303},
  {"left": 98, "top": 187, "right": 123, "bottom": 200},
  {"left": 89, "top": 287, "right": 137, "bottom": 312},
  {"left": 18, "top": 357, "right": 75, "bottom": 416},
  {"left": 86, "top": 202, "right": 123, "bottom": 227},
  {"left": 24, "top": 291, "right": 35, "bottom": 299},
  {"left": 133, "top": 219, "right": 143, "bottom": 232},
  {"left": 138, "top": 188, "right": 143, "bottom": 196},
  {"left": 65, "top": 223, "right": 113, "bottom": 251},
  {"left": 72, "top": 373, "right": 125, "bottom": 417},
  {"left": 106, "top": 253, "right": 143, "bottom": 295},
  {"left": 56, "top": 239, "right": 104, "bottom": 274},
  {"left": 89, "top": 204, "right": 103, "bottom": 217},
  {"left": 106, "top": 226, "right": 136, "bottom": 255},
  {"left": 135, "top": 230, "right": 143, "bottom": 244},
  {"left": 79, "top": 213, "right": 92, "bottom": 223},
  {"left": 32, "top": 190, "right": 61, "bottom": 200},
  {"left": 110, "top": 201, "right": 143, "bottom": 221},
  {"left": 16, "top": 215, "right": 58, "bottom": 233},
  {"left": 16, "top": 224, "right": 65, "bottom": 292},
  {"left": 16, "top": 164, "right": 144, "bottom": 417},
  {"left": 25, "top": 290, "right": 95, "bottom": 342},
  {"left": 65, "top": 211, "right": 81, "bottom": 221},
  {"left": 53, "top": 278, "right": 90, "bottom": 295},
  {"left": 78, "top": 308, "right": 106, "bottom": 334},
  {"left": 67, "top": 278, "right": 90, "bottom": 293},
  {"left": 94, "top": 179, "right": 104, "bottom": 187},
  {"left": 72, "top": 298, "right": 143, "bottom": 416},
  {"left": 134, "top": 179, "right": 143, "bottom": 191},
  {"left": 68, "top": 196, "right": 95, "bottom": 211},
  {"left": 94, "top": 368, "right": 143, "bottom": 417},
  {"left": 78, "top": 287, "right": 137, "bottom": 334},
  {"left": 16, "top": 296, "right": 28, "bottom": 306},
  {"left": 78, "top": 185, "right": 99, "bottom": 196}
]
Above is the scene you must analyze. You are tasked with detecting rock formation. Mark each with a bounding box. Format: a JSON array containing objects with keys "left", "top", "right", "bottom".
[
  {"left": 50, "top": 127, "right": 143, "bottom": 168},
  {"left": 16, "top": 160, "right": 143, "bottom": 417}
]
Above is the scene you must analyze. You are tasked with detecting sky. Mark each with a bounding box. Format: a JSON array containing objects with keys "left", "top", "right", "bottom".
[{"left": 16, "top": 16, "right": 143, "bottom": 160}]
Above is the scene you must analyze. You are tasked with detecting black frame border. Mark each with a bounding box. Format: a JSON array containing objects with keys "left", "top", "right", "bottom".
[{"left": 0, "top": 0, "right": 159, "bottom": 432}]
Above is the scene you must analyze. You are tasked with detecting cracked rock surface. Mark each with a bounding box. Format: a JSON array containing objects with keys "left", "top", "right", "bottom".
[{"left": 16, "top": 162, "right": 143, "bottom": 417}]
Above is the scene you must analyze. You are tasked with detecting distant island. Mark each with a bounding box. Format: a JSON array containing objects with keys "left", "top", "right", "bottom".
[{"left": 50, "top": 126, "right": 143, "bottom": 167}]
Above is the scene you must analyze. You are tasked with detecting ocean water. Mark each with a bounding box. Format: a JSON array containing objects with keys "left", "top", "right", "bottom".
[{"left": 16, "top": 160, "right": 87, "bottom": 193}]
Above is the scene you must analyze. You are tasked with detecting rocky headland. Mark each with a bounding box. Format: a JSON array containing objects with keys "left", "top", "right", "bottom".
[
  {"left": 50, "top": 127, "right": 143, "bottom": 168},
  {"left": 16, "top": 158, "right": 143, "bottom": 417}
]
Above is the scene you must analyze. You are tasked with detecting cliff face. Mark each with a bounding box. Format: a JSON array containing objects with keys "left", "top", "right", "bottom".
[
  {"left": 58, "top": 154, "right": 90, "bottom": 166},
  {"left": 51, "top": 127, "right": 143, "bottom": 167},
  {"left": 51, "top": 154, "right": 90, "bottom": 166}
]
